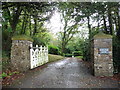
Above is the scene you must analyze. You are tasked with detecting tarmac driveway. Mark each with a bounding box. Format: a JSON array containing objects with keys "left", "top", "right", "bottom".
[{"left": 3, "top": 58, "right": 120, "bottom": 88}]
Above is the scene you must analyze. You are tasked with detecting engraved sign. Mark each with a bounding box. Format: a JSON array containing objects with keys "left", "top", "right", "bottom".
[{"left": 99, "top": 48, "right": 109, "bottom": 54}]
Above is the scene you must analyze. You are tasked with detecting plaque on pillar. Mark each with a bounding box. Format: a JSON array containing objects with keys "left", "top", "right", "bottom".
[{"left": 98, "top": 48, "right": 109, "bottom": 54}]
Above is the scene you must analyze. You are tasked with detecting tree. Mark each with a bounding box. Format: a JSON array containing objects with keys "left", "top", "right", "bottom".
[
  {"left": 2, "top": 2, "right": 55, "bottom": 56},
  {"left": 57, "top": 2, "right": 82, "bottom": 54},
  {"left": 2, "top": 2, "right": 55, "bottom": 36}
]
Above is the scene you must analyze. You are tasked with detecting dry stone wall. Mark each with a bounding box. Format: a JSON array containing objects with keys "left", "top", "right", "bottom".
[
  {"left": 11, "top": 40, "right": 33, "bottom": 72},
  {"left": 92, "top": 33, "right": 113, "bottom": 76}
]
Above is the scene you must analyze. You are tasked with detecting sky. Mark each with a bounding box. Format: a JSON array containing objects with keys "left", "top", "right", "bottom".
[
  {"left": 44, "top": 11, "right": 63, "bottom": 34},
  {"left": 44, "top": 10, "right": 89, "bottom": 39}
]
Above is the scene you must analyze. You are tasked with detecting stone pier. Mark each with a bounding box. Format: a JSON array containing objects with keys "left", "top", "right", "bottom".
[
  {"left": 11, "top": 36, "right": 33, "bottom": 72},
  {"left": 91, "top": 32, "right": 113, "bottom": 76}
]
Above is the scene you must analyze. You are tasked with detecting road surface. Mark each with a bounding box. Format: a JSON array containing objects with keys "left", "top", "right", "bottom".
[{"left": 3, "top": 58, "right": 119, "bottom": 88}]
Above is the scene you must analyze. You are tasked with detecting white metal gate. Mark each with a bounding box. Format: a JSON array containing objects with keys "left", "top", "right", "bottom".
[{"left": 30, "top": 44, "right": 48, "bottom": 69}]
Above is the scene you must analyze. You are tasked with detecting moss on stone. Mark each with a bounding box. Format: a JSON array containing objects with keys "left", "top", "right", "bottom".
[
  {"left": 94, "top": 32, "right": 112, "bottom": 39},
  {"left": 12, "top": 35, "right": 33, "bottom": 42}
]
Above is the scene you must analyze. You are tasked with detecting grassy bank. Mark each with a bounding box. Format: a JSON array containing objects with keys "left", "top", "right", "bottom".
[
  {"left": 75, "top": 56, "right": 83, "bottom": 59},
  {"left": 2, "top": 53, "right": 64, "bottom": 72},
  {"left": 48, "top": 54, "right": 64, "bottom": 63}
]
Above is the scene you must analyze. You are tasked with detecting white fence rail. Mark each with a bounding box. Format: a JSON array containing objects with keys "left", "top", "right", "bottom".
[{"left": 30, "top": 44, "right": 48, "bottom": 69}]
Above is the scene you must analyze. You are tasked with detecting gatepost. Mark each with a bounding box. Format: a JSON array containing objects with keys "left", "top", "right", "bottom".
[
  {"left": 92, "top": 32, "right": 113, "bottom": 76},
  {"left": 11, "top": 36, "right": 33, "bottom": 72}
]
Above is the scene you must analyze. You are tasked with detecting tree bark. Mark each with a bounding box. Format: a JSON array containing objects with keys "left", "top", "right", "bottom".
[
  {"left": 23, "top": 15, "right": 28, "bottom": 34},
  {"left": 108, "top": 8, "right": 113, "bottom": 35},
  {"left": 29, "top": 17, "right": 32, "bottom": 36},
  {"left": 116, "top": 6, "right": 120, "bottom": 39},
  {"left": 33, "top": 16, "right": 37, "bottom": 36},
  {"left": 6, "top": 5, "right": 22, "bottom": 35},
  {"left": 103, "top": 14, "right": 108, "bottom": 34},
  {"left": 21, "top": 15, "right": 25, "bottom": 34},
  {"left": 87, "top": 16, "right": 91, "bottom": 39}
]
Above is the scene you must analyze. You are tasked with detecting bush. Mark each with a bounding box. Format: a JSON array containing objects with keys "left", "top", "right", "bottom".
[
  {"left": 48, "top": 45, "right": 60, "bottom": 55},
  {"left": 32, "top": 36, "right": 45, "bottom": 46},
  {"left": 73, "top": 51, "right": 83, "bottom": 56},
  {"left": 83, "top": 39, "right": 91, "bottom": 61},
  {"left": 75, "top": 56, "right": 83, "bottom": 59},
  {"left": 65, "top": 54, "right": 72, "bottom": 57},
  {"left": 113, "top": 36, "right": 120, "bottom": 73},
  {"left": 2, "top": 51, "right": 9, "bottom": 58}
]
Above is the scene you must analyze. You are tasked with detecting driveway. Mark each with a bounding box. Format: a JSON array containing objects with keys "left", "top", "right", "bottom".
[{"left": 3, "top": 58, "right": 119, "bottom": 88}]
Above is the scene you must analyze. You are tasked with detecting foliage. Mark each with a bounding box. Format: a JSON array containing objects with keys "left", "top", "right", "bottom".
[
  {"left": 2, "top": 51, "right": 9, "bottom": 58},
  {"left": 1, "top": 72, "right": 7, "bottom": 78},
  {"left": 0, "top": 71, "right": 19, "bottom": 79},
  {"left": 63, "top": 36, "right": 85, "bottom": 57},
  {"left": 113, "top": 36, "right": 120, "bottom": 73},
  {"left": 2, "top": 2, "right": 54, "bottom": 57},
  {"left": 32, "top": 35, "right": 50, "bottom": 46},
  {"left": 73, "top": 51, "right": 83, "bottom": 56},
  {"left": 2, "top": 29, "right": 12, "bottom": 57},
  {"left": 57, "top": 2, "right": 80, "bottom": 54},
  {"left": 2, "top": 2, "right": 120, "bottom": 73},
  {"left": 65, "top": 53, "right": 73, "bottom": 57},
  {"left": 2, "top": 50, "right": 10, "bottom": 72},
  {"left": 82, "top": 39, "right": 91, "bottom": 61},
  {"left": 48, "top": 45, "right": 60, "bottom": 55}
]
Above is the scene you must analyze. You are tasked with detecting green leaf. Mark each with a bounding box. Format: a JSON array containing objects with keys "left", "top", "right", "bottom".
[{"left": 7, "top": 27, "right": 12, "bottom": 32}]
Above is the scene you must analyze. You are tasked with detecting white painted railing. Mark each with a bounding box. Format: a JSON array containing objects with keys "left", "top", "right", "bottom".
[{"left": 30, "top": 44, "right": 48, "bottom": 69}]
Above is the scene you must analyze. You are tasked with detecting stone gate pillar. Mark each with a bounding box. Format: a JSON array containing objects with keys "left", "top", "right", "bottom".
[
  {"left": 11, "top": 36, "right": 33, "bottom": 72},
  {"left": 92, "top": 32, "right": 113, "bottom": 76}
]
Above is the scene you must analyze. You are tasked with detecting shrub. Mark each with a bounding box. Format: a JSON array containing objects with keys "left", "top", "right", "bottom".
[
  {"left": 82, "top": 39, "right": 91, "bottom": 61},
  {"left": 113, "top": 36, "right": 120, "bottom": 73},
  {"left": 2, "top": 72, "right": 8, "bottom": 78},
  {"left": 32, "top": 36, "right": 45, "bottom": 46},
  {"left": 65, "top": 54, "right": 72, "bottom": 57},
  {"left": 75, "top": 56, "right": 83, "bottom": 59},
  {"left": 48, "top": 45, "right": 60, "bottom": 55},
  {"left": 73, "top": 51, "right": 83, "bottom": 56}
]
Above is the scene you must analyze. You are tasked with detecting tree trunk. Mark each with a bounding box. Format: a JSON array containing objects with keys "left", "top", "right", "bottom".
[
  {"left": 61, "top": 42, "right": 66, "bottom": 55},
  {"left": 21, "top": 15, "right": 25, "bottom": 34},
  {"left": 6, "top": 6, "right": 22, "bottom": 36},
  {"left": 103, "top": 14, "right": 108, "bottom": 34},
  {"left": 108, "top": 8, "right": 113, "bottom": 35},
  {"left": 117, "top": 6, "right": 120, "bottom": 39},
  {"left": 29, "top": 17, "right": 32, "bottom": 36},
  {"left": 87, "top": 16, "right": 91, "bottom": 39},
  {"left": 23, "top": 15, "right": 28, "bottom": 34},
  {"left": 33, "top": 17, "right": 37, "bottom": 36}
]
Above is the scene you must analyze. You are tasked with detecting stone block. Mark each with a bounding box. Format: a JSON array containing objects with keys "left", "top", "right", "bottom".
[
  {"left": 91, "top": 32, "right": 113, "bottom": 76},
  {"left": 11, "top": 40, "right": 33, "bottom": 72}
]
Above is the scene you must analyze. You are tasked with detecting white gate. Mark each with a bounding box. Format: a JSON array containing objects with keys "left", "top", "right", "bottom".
[{"left": 30, "top": 44, "right": 48, "bottom": 69}]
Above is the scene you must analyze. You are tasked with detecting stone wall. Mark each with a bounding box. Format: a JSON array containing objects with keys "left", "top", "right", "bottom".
[
  {"left": 92, "top": 32, "right": 113, "bottom": 76},
  {"left": 11, "top": 40, "right": 33, "bottom": 72}
]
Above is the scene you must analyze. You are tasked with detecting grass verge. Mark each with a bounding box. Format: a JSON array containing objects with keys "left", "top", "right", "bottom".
[
  {"left": 75, "top": 56, "right": 83, "bottom": 59},
  {"left": 48, "top": 54, "right": 64, "bottom": 63}
]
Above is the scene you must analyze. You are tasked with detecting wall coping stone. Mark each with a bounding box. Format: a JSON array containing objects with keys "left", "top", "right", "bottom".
[
  {"left": 12, "top": 35, "right": 33, "bottom": 42},
  {"left": 94, "top": 32, "right": 112, "bottom": 39}
]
